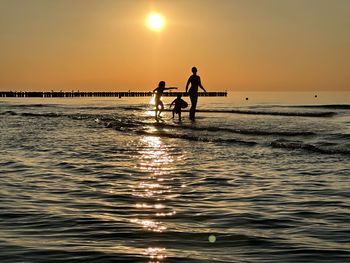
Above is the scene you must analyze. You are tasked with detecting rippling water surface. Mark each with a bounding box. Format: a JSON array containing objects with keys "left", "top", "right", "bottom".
[{"left": 1, "top": 93, "right": 350, "bottom": 262}]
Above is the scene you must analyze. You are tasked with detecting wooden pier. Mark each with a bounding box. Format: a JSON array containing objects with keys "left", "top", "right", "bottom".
[{"left": 0, "top": 91, "right": 227, "bottom": 98}]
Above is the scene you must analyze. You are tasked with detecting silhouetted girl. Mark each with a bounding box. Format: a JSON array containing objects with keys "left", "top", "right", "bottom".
[{"left": 153, "top": 81, "right": 177, "bottom": 119}]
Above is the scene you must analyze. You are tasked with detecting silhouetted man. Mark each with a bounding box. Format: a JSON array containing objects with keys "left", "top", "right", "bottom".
[{"left": 186, "top": 67, "right": 206, "bottom": 121}]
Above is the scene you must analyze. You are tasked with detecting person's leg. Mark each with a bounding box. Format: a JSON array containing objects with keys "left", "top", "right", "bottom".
[
  {"left": 189, "top": 94, "right": 198, "bottom": 120},
  {"left": 159, "top": 101, "right": 164, "bottom": 117},
  {"left": 155, "top": 102, "right": 159, "bottom": 119},
  {"left": 193, "top": 95, "right": 198, "bottom": 119},
  {"left": 189, "top": 94, "right": 194, "bottom": 120}
]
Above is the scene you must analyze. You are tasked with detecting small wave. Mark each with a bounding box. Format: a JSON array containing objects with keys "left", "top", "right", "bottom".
[
  {"left": 290, "top": 104, "right": 350, "bottom": 110},
  {"left": 0, "top": 111, "right": 64, "bottom": 118},
  {"left": 154, "top": 123, "right": 316, "bottom": 137},
  {"left": 270, "top": 140, "right": 350, "bottom": 155},
  {"left": 119, "top": 106, "right": 147, "bottom": 111},
  {"left": 110, "top": 122, "right": 350, "bottom": 154},
  {"left": 21, "top": 112, "right": 62, "bottom": 118},
  {"left": 120, "top": 107, "right": 336, "bottom": 117},
  {"left": 77, "top": 106, "right": 119, "bottom": 110},
  {"left": 0, "top": 111, "right": 65, "bottom": 117},
  {"left": 3, "top": 103, "right": 58, "bottom": 108},
  {"left": 2, "top": 111, "right": 105, "bottom": 120},
  {"left": 0, "top": 111, "right": 18, "bottom": 116},
  {"left": 21, "top": 103, "right": 48, "bottom": 107},
  {"left": 0, "top": 110, "right": 65, "bottom": 118},
  {"left": 134, "top": 130, "right": 257, "bottom": 146},
  {"left": 198, "top": 109, "right": 336, "bottom": 117},
  {"left": 102, "top": 118, "right": 257, "bottom": 145},
  {"left": 323, "top": 133, "right": 350, "bottom": 140}
]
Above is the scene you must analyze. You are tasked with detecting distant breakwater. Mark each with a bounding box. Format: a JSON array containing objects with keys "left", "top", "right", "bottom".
[{"left": 0, "top": 91, "right": 227, "bottom": 98}]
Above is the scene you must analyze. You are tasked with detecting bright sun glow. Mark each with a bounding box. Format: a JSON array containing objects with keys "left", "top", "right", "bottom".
[{"left": 146, "top": 13, "right": 166, "bottom": 31}]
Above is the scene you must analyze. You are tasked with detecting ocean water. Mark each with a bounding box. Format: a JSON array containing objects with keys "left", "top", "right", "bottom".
[{"left": 0, "top": 92, "right": 349, "bottom": 263}]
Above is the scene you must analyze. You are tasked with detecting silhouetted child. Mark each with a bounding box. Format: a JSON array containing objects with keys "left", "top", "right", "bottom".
[
  {"left": 153, "top": 81, "right": 177, "bottom": 119},
  {"left": 170, "top": 94, "right": 188, "bottom": 121}
]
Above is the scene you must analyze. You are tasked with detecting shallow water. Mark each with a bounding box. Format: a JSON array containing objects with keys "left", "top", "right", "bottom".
[{"left": 1, "top": 93, "right": 350, "bottom": 262}]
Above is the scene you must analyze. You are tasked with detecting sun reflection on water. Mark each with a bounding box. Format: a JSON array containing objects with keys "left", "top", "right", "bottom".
[
  {"left": 130, "top": 135, "right": 176, "bottom": 262},
  {"left": 130, "top": 218, "right": 167, "bottom": 232},
  {"left": 144, "top": 247, "right": 167, "bottom": 263}
]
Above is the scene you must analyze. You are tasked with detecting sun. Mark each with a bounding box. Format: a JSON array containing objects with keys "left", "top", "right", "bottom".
[{"left": 146, "top": 12, "right": 166, "bottom": 32}]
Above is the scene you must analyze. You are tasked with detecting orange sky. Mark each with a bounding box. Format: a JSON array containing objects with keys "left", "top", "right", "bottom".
[{"left": 0, "top": 0, "right": 349, "bottom": 92}]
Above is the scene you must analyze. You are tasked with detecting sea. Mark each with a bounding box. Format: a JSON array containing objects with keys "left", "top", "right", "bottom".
[{"left": 0, "top": 92, "right": 349, "bottom": 263}]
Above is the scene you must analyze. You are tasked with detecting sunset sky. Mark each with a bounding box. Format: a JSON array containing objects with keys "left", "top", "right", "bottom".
[{"left": 1, "top": 0, "right": 349, "bottom": 92}]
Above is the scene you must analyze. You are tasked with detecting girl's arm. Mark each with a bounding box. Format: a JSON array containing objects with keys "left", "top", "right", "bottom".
[{"left": 169, "top": 100, "right": 175, "bottom": 108}]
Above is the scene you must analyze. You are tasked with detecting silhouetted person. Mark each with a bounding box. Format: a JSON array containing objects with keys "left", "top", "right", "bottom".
[
  {"left": 153, "top": 81, "right": 177, "bottom": 119},
  {"left": 170, "top": 93, "right": 188, "bottom": 121},
  {"left": 186, "top": 67, "right": 206, "bottom": 120}
]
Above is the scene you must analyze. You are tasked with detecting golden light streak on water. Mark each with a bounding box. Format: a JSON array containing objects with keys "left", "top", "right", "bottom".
[
  {"left": 130, "top": 218, "right": 167, "bottom": 232},
  {"left": 144, "top": 247, "right": 167, "bottom": 263},
  {"left": 129, "top": 135, "right": 177, "bottom": 262}
]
